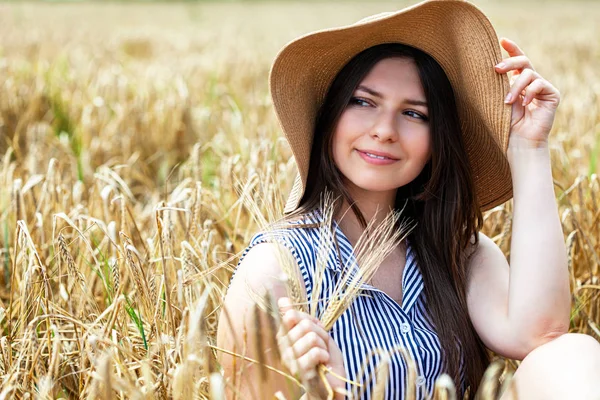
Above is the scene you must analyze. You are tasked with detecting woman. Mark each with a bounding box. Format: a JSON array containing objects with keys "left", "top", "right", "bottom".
[{"left": 217, "top": 1, "right": 600, "bottom": 399}]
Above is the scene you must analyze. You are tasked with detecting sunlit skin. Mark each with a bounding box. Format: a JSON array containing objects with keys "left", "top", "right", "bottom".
[
  {"left": 333, "top": 57, "right": 431, "bottom": 201},
  {"left": 221, "top": 37, "right": 600, "bottom": 400},
  {"left": 331, "top": 57, "right": 431, "bottom": 240}
]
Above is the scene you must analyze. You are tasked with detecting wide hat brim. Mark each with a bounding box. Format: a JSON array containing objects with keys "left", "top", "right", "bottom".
[{"left": 269, "top": 0, "right": 512, "bottom": 214}]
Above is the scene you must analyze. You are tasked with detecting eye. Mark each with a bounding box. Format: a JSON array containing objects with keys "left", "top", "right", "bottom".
[
  {"left": 404, "top": 110, "right": 429, "bottom": 121},
  {"left": 349, "top": 97, "right": 372, "bottom": 107}
]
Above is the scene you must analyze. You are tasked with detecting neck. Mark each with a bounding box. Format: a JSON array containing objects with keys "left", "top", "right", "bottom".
[{"left": 333, "top": 188, "right": 397, "bottom": 245}]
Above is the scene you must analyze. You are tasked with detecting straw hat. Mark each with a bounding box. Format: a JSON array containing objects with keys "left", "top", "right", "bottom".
[{"left": 269, "top": 0, "right": 512, "bottom": 215}]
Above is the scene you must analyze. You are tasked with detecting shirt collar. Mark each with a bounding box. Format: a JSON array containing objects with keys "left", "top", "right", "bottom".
[{"left": 306, "top": 207, "right": 424, "bottom": 313}]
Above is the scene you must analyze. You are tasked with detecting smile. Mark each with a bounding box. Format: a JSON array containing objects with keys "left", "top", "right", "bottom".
[
  {"left": 357, "top": 150, "right": 399, "bottom": 165},
  {"left": 365, "top": 152, "right": 389, "bottom": 160}
]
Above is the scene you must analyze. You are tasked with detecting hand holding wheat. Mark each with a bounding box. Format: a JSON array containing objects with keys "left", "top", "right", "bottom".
[{"left": 277, "top": 297, "right": 346, "bottom": 400}]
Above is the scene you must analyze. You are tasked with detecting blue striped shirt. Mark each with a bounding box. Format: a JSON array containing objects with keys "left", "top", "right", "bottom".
[{"left": 231, "top": 208, "right": 466, "bottom": 399}]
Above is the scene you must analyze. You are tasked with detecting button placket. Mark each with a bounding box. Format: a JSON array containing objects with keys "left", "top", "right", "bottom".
[
  {"left": 400, "top": 322, "right": 410, "bottom": 334},
  {"left": 397, "top": 320, "right": 427, "bottom": 394}
]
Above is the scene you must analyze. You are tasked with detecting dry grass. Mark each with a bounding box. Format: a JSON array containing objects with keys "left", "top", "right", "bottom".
[{"left": 0, "top": 1, "right": 599, "bottom": 399}]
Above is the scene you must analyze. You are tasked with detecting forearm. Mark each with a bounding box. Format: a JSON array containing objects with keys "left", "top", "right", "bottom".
[{"left": 506, "top": 137, "right": 571, "bottom": 350}]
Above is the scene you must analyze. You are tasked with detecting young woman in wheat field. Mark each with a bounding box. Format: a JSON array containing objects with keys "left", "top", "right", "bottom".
[{"left": 216, "top": 0, "right": 600, "bottom": 399}]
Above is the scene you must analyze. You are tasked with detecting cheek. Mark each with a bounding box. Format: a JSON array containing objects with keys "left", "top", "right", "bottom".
[
  {"left": 331, "top": 129, "right": 345, "bottom": 169},
  {"left": 409, "top": 130, "right": 432, "bottom": 162},
  {"left": 331, "top": 119, "right": 355, "bottom": 163},
  {"left": 336, "top": 109, "right": 370, "bottom": 136},
  {"left": 423, "top": 136, "right": 433, "bottom": 161}
]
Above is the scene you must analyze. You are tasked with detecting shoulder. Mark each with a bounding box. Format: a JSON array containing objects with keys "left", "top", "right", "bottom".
[
  {"left": 228, "top": 214, "right": 318, "bottom": 299},
  {"left": 237, "top": 241, "right": 290, "bottom": 283},
  {"left": 466, "top": 231, "right": 505, "bottom": 268},
  {"left": 249, "top": 212, "right": 321, "bottom": 254},
  {"left": 247, "top": 223, "right": 315, "bottom": 262}
]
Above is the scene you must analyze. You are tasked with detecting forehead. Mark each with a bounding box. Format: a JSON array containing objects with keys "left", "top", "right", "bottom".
[{"left": 359, "top": 57, "right": 423, "bottom": 93}]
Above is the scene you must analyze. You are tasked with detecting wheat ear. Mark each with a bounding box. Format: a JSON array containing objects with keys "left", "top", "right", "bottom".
[
  {"left": 320, "top": 206, "right": 414, "bottom": 330},
  {"left": 433, "top": 373, "right": 457, "bottom": 400},
  {"left": 371, "top": 355, "right": 390, "bottom": 400},
  {"left": 474, "top": 359, "right": 505, "bottom": 400}
]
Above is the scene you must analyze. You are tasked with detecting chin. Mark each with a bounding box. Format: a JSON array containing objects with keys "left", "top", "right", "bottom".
[{"left": 350, "top": 178, "right": 405, "bottom": 193}]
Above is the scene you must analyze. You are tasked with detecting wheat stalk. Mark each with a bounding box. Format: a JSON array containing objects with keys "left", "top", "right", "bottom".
[
  {"left": 110, "top": 257, "right": 120, "bottom": 296},
  {"left": 252, "top": 302, "right": 268, "bottom": 383},
  {"left": 263, "top": 289, "right": 282, "bottom": 364},
  {"left": 0, "top": 5, "right": 598, "bottom": 399},
  {"left": 434, "top": 373, "right": 457, "bottom": 400},
  {"left": 372, "top": 354, "right": 390, "bottom": 400},
  {"left": 310, "top": 190, "right": 338, "bottom": 319},
  {"left": 58, "top": 233, "right": 87, "bottom": 292},
  {"left": 320, "top": 204, "right": 414, "bottom": 331},
  {"left": 474, "top": 359, "right": 505, "bottom": 400},
  {"left": 497, "top": 372, "right": 516, "bottom": 400}
]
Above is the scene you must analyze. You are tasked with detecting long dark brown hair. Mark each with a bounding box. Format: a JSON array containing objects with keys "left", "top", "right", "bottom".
[{"left": 285, "top": 43, "right": 490, "bottom": 395}]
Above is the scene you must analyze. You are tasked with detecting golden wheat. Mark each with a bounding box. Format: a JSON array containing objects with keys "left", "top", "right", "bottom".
[{"left": 0, "top": 1, "right": 598, "bottom": 399}]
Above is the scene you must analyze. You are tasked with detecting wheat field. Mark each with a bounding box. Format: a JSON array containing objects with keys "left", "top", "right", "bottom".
[{"left": 0, "top": 1, "right": 599, "bottom": 399}]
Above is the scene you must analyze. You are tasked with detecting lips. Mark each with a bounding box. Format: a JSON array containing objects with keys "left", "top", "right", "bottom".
[
  {"left": 357, "top": 149, "right": 399, "bottom": 160},
  {"left": 356, "top": 149, "right": 399, "bottom": 166}
]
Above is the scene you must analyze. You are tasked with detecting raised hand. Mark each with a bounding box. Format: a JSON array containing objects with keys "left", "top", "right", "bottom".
[{"left": 495, "top": 37, "right": 561, "bottom": 148}]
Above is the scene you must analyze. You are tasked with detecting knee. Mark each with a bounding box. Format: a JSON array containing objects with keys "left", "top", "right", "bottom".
[
  {"left": 524, "top": 333, "right": 600, "bottom": 366},
  {"left": 509, "top": 334, "right": 600, "bottom": 400},
  {"left": 542, "top": 332, "right": 600, "bottom": 353}
]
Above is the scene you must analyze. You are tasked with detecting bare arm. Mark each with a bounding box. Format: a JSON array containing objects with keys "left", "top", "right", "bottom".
[
  {"left": 500, "top": 37, "right": 570, "bottom": 349},
  {"left": 466, "top": 139, "right": 570, "bottom": 360},
  {"left": 216, "top": 243, "right": 304, "bottom": 399},
  {"left": 216, "top": 242, "right": 346, "bottom": 400},
  {"left": 466, "top": 38, "right": 569, "bottom": 360},
  {"left": 506, "top": 138, "right": 570, "bottom": 344}
]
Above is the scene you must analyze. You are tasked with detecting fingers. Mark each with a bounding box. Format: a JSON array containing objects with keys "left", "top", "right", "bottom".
[
  {"left": 286, "top": 322, "right": 328, "bottom": 351},
  {"left": 522, "top": 77, "right": 560, "bottom": 107},
  {"left": 494, "top": 38, "right": 559, "bottom": 107},
  {"left": 278, "top": 298, "right": 329, "bottom": 342},
  {"left": 502, "top": 68, "right": 559, "bottom": 107},
  {"left": 284, "top": 313, "right": 329, "bottom": 346},
  {"left": 280, "top": 329, "right": 329, "bottom": 369},
  {"left": 277, "top": 297, "right": 332, "bottom": 381},
  {"left": 496, "top": 38, "right": 535, "bottom": 81},
  {"left": 277, "top": 296, "right": 294, "bottom": 313},
  {"left": 282, "top": 346, "right": 329, "bottom": 380},
  {"left": 500, "top": 37, "right": 526, "bottom": 57},
  {"left": 494, "top": 54, "right": 534, "bottom": 75},
  {"left": 503, "top": 68, "right": 541, "bottom": 104}
]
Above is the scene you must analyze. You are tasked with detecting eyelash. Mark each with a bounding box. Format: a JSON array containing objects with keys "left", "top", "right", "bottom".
[{"left": 349, "top": 97, "right": 429, "bottom": 121}]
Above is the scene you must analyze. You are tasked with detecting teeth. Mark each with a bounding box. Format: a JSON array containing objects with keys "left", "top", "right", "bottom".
[{"left": 365, "top": 152, "right": 389, "bottom": 160}]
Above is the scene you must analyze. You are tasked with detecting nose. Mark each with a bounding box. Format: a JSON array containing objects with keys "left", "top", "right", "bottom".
[{"left": 369, "top": 110, "right": 399, "bottom": 142}]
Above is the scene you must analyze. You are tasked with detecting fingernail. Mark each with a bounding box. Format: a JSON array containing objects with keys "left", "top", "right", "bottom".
[
  {"left": 495, "top": 62, "right": 506, "bottom": 69},
  {"left": 504, "top": 93, "right": 513, "bottom": 103}
]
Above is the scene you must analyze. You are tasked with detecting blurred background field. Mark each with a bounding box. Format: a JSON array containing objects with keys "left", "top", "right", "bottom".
[{"left": 0, "top": 1, "right": 599, "bottom": 398}]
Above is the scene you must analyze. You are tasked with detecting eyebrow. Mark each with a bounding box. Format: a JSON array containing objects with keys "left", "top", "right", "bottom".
[{"left": 356, "top": 85, "right": 428, "bottom": 107}]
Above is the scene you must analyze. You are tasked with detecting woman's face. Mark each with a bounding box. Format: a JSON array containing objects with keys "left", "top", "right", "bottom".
[{"left": 332, "top": 57, "right": 432, "bottom": 200}]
